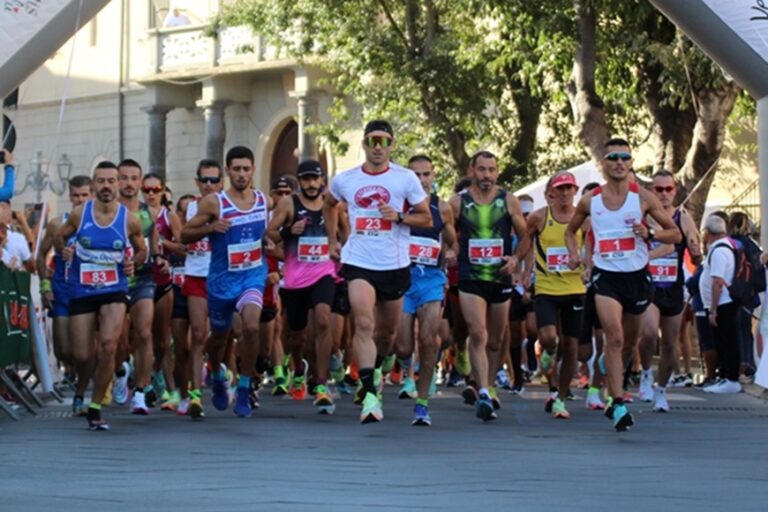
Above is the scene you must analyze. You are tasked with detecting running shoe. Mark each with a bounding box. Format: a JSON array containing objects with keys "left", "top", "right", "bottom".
[
  {"left": 144, "top": 386, "right": 158, "bottom": 408},
  {"left": 72, "top": 396, "right": 87, "bottom": 417},
  {"left": 112, "top": 361, "right": 131, "bottom": 405},
  {"left": 102, "top": 379, "right": 113, "bottom": 406},
  {"left": 161, "top": 389, "right": 181, "bottom": 411},
  {"left": 604, "top": 396, "right": 614, "bottom": 419},
  {"left": 621, "top": 391, "right": 634, "bottom": 403},
  {"left": 233, "top": 387, "right": 252, "bottom": 418},
  {"left": 585, "top": 387, "right": 605, "bottom": 410},
  {"left": 462, "top": 385, "right": 478, "bottom": 405},
  {"left": 475, "top": 393, "right": 497, "bottom": 422},
  {"left": 669, "top": 373, "right": 694, "bottom": 388},
  {"left": 131, "top": 390, "right": 149, "bottom": 415},
  {"left": 489, "top": 386, "right": 501, "bottom": 410},
  {"left": 411, "top": 404, "right": 432, "bottom": 426},
  {"left": 188, "top": 389, "right": 204, "bottom": 419},
  {"left": 578, "top": 374, "right": 590, "bottom": 389},
  {"left": 249, "top": 380, "right": 260, "bottom": 410},
  {"left": 694, "top": 376, "right": 718, "bottom": 389},
  {"left": 360, "top": 392, "right": 383, "bottom": 424},
  {"left": 211, "top": 377, "right": 231, "bottom": 411},
  {"left": 177, "top": 398, "right": 190, "bottom": 416},
  {"left": 330, "top": 353, "right": 345, "bottom": 384},
  {"left": 152, "top": 371, "right": 167, "bottom": 399},
  {"left": 381, "top": 354, "right": 396, "bottom": 374},
  {"left": 272, "top": 377, "right": 289, "bottom": 396},
  {"left": 612, "top": 403, "right": 634, "bottom": 432},
  {"left": 495, "top": 368, "right": 512, "bottom": 390},
  {"left": 336, "top": 379, "right": 353, "bottom": 395},
  {"left": 552, "top": 398, "right": 571, "bottom": 419},
  {"left": 638, "top": 370, "right": 654, "bottom": 402},
  {"left": 523, "top": 338, "right": 538, "bottom": 373},
  {"left": 509, "top": 381, "right": 525, "bottom": 395},
  {"left": 86, "top": 407, "right": 109, "bottom": 431},
  {"left": 540, "top": 350, "right": 555, "bottom": 374},
  {"left": 389, "top": 361, "right": 403, "bottom": 385},
  {"left": 446, "top": 368, "right": 465, "bottom": 388},
  {"left": 399, "top": 377, "right": 417, "bottom": 399},
  {"left": 704, "top": 379, "right": 742, "bottom": 394},
  {"left": 455, "top": 347, "right": 471, "bottom": 376},
  {"left": 652, "top": 388, "right": 670, "bottom": 413},
  {"left": 313, "top": 384, "right": 335, "bottom": 415},
  {"left": 290, "top": 359, "right": 309, "bottom": 401},
  {"left": 544, "top": 390, "right": 557, "bottom": 413}
]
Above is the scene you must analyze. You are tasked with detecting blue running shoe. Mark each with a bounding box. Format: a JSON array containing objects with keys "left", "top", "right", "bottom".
[
  {"left": 475, "top": 394, "right": 497, "bottom": 422},
  {"left": 612, "top": 403, "right": 634, "bottom": 432},
  {"left": 211, "top": 377, "right": 230, "bottom": 411},
  {"left": 233, "top": 387, "right": 252, "bottom": 418},
  {"left": 412, "top": 404, "right": 432, "bottom": 426}
]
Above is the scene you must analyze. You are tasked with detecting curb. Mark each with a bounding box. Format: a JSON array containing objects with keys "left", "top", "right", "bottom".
[{"left": 743, "top": 382, "right": 768, "bottom": 401}]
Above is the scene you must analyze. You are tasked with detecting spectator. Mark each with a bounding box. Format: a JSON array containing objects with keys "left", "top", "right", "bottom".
[
  {"left": 0, "top": 200, "right": 34, "bottom": 272},
  {"left": 0, "top": 149, "right": 15, "bottom": 202},
  {"left": 700, "top": 214, "right": 741, "bottom": 394},
  {"left": 163, "top": 8, "right": 191, "bottom": 28},
  {"left": 729, "top": 211, "right": 761, "bottom": 378}
]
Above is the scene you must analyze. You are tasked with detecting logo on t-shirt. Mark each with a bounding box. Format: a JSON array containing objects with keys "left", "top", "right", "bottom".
[{"left": 354, "top": 185, "right": 391, "bottom": 208}]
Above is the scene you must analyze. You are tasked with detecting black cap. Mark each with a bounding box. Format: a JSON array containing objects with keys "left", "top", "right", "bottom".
[
  {"left": 271, "top": 175, "right": 295, "bottom": 191},
  {"left": 297, "top": 160, "right": 323, "bottom": 177},
  {"left": 363, "top": 119, "right": 394, "bottom": 137}
]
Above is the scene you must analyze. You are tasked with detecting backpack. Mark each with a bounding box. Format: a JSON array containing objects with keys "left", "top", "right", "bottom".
[
  {"left": 733, "top": 235, "right": 767, "bottom": 294},
  {"left": 707, "top": 237, "right": 763, "bottom": 308}
]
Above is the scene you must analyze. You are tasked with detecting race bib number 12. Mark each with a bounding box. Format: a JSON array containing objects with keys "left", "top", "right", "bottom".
[{"left": 468, "top": 238, "right": 503, "bottom": 265}]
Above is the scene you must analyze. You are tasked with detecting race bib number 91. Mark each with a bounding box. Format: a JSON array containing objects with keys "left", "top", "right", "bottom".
[
  {"left": 468, "top": 238, "right": 503, "bottom": 265},
  {"left": 227, "top": 240, "right": 262, "bottom": 272},
  {"left": 649, "top": 257, "right": 678, "bottom": 283}
]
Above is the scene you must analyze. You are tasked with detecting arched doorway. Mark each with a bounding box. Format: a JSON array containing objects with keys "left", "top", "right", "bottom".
[{"left": 269, "top": 119, "right": 329, "bottom": 188}]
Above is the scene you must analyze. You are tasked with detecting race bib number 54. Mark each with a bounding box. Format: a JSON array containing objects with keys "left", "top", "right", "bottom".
[
  {"left": 228, "top": 240, "right": 262, "bottom": 271},
  {"left": 468, "top": 238, "right": 503, "bottom": 265}
]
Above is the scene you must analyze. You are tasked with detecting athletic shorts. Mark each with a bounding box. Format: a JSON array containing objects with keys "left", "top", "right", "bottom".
[
  {"left": 182, "top": 276, "right": 207, "bottom": 298},
  {"left": 652, "top": 284, "right": 685, "bottom": 317},
  {"left": 128, "top": 278, "right": 156, "bottom": 308},
  {"left": 209, "top": 286, "right": 265, "bottom": 332},
  {"left": 280, "top": 275, "right": 336, "bottom": 331},
  {"left": 172, "top": 285, "right": 188, "bottom": 320},
  {"left": 579, "top": 285, "right": 602, "bottom": 345},
  {"left": 403, "top": 266, "right": 446, "bottom": 315},
  {"left": 332, "top": 280, "right": 350, "bottom": 316},
  {"left": 50, "top": 280, "right": 70, "bottom": 318},
  {"left": 342, "top": 264, "right": 410, "bottom": 302},
  {"left": 591, "top": 267, "right": 653, "bottom": 316},
  {"left": 695, "top": 310, "right": 716, "bottom": 352},
  {"left": 260, "top": 307, "right": 278, "bottom": 324},
  {"left": 154, "top": 282, "right": 173, "bottom": 303},
  {"left": 69, "top": 292, "right": 128, "bottom": 316},
  {"left": 509, "top": 287, "right": 534, "bottom": 322},
  {"left": 534, "top": 294, "right": 585, "bottom": 339},
  {"left": 458, "top": 280, "right": 512, "bottom": 304}
]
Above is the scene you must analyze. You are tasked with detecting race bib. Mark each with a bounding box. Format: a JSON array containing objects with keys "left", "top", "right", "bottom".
[
  {"left": 172, "top": 266, "right": 185, "bottom": 287},
  {"left": 298, "top": 236, "right": 330, "bottom": 262},
  {"left": 125, "top": 237, "right": 151, "bottom": 264},
  {"left": 468, "top": 238, "right": 504, "bottom": 265},
  {"left": 354, "top": 209, "right": 393, "bottom": 237},
  {"left": 649, "top": 257, "right": 678, "bottom": 283},
  {"left": 80, "top": 263, "right": 119, "bottom": 287},
  {"left": 187, "top": 238, "right": 211, "bottom": 257},
  {"left": 227, "top": 240, "right": 262, "bottom": 272},
  {"left": 597, "top": 229, "right": 636, "bottom": 260},
  {"left": 546, "top": 247, "right": 572, "bottom": 272},
  {"left": 409, "top": 236, "right": 441, "bottom": 266}
]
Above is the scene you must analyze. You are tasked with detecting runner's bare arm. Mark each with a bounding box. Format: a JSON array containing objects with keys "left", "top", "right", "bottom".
[
  {"left": 54, "top": 205, "right": 82, "bottom": 252},
  {"left": 127, "top": 215, "right": 148, "bottom": 267},
  {"left": 680, "top": 209, "right": 702, "bottom": 264},
  {"left": 565, "top": 195, "right": 590, "bottom": 268},
  {"left": 180, "top": 195, "right": 220, "bottom": 244},
  {"left": 338, "top": 203, "right": 350, "bottom": 244},
  {"left": 323, "top": 193, "right": 341, "bottom": 259},
  {"left": 508, "top": 193, "right": 529, "bottom": 262},
  {"left": 438, "top": 200, "right": 457, "bottom": 250},
  {"left": 266, "top": 195, "right": 295, "bottom": 243},
  {"left": 639, "top": 189, "right": 682, "bottom": 244},
  {"left": 37, "top": 217, "right": 60, "bottom": 279},
  {"left": 165, "top": 210, "right": 186, "bottom": 258},
  {"left": 393, "top": 198, "right": 431, "bottom": 228}
]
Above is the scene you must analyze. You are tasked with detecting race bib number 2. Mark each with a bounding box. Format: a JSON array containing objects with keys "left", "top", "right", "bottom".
[
  {"left": 354, "top": 209, "right": 392, "bottom": 237},
  {"left": 228, "top": 240, "right": 262, "bottom": 271},
  {"left": 80, "top": 263, "right": 119, "bottom": 287},
  {"left": 468, "top": 238, "right": 503, "bottom": 265},
  {"left": 298, "top": 237, "right": 330, "bottom": 262},
  {"left": 597, "top": 229, "right": 636, "bottom": 260}
]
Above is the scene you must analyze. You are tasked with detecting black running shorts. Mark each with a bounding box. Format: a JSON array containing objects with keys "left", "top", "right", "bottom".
[
  {"left": 342, "top": 264, "right": 410, "bottom": 302},
  {"left": 534, "top": 293, "right": 585, "bottom": 338},
  {"left": 280, "top": 275, "right": 336, "bottom": 331},
  {"left": 591, "top": 267, "right": 653, "bottom": 316}
]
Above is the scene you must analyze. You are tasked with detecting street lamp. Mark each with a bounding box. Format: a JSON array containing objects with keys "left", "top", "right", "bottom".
[{"left": 15, "top": 151, "right": 72, "bottom": 203}]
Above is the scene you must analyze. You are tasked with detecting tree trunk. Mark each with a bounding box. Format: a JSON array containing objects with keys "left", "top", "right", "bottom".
[
  {"left": 567, "top": 0, "right": 610, "bottom": 161},
  {"left": 676, "top": 83, "right": 740, "bottom": 227},
  {"left": 500, "top": 84, "right": 543, "bottom": 183}
]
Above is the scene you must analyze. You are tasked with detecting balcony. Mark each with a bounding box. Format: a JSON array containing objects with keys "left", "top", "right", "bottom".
[{"left": 144, "top": 23, "right": 289, "bottom": 78}]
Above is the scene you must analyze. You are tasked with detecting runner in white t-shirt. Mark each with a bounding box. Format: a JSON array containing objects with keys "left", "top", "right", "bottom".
[{"left": 323, "top": 120, "right": 431, "bottom": 424}]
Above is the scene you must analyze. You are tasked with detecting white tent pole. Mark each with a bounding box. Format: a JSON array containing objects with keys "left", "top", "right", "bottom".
[{"left": 760, "top": 97, "right": 768, "bottom": 245}]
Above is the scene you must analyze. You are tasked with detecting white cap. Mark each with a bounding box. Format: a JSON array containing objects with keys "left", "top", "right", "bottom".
[{"left": 520, "top": 200, "right": 534, "bottom": 215}]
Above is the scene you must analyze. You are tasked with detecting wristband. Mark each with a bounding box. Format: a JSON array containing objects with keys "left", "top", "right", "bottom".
[{"left": 40, "top": 279, "right": 52, "bottom": 294}]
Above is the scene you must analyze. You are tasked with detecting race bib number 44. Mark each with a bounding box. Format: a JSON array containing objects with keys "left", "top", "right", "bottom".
[
  {"left": 409, "top": 236, "right": 441, "bottom": 266},
  {"left": 597, "top": 229, "right": 636, "bottom": 259},
  {"left": 468, "top": 238, "right": 503, "bottom": 265},
  {"left": 649, "top": 257, "right": 678, "bottom": 283},
  {"left": 298, "top": 236, "right": 330, "bottom": 262},
  {"left": 80, "top": 263, "right": 119, "bottom": 287},
  {"left": 228, "top": 240, "right": 262, "bottom": 271},
  {"left": 354, "top": 209, "right": 393, "bottom": 237}
]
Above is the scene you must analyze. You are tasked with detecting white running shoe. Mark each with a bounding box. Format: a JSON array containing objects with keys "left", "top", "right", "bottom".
[
  {"left": 652, "top": 388, "right": 670, "bottom": 412},
  {"left": 131, "top": 390, "right": 149, "bottom": 415},
  {"left": 585, "top": 387, "right": 605, "bottom": 410},
  {"left": 638, "top": 370, "right": 654, "bottom": 402},
  {"left": 705, "top": 379, "right": 742, "bottom": 394},
  {"left": 177, "top": 398, "right": 190, "bottom": 416},
  {"left": 112, "top": 361, "right": 131, "bottom": 406}
]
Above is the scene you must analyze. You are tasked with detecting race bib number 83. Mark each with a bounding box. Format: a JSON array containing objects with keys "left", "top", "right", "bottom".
[{"left": 80, "top": 263, "right": 119, "bottom": 287}]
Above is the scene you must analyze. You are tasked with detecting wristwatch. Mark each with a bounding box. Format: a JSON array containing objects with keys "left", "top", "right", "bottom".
[
  {"left": 646, "top": 228, "right": 656, "bottom": 242},
  {"left": 396, "top": 212, "right": 405, "bottom": 224}
]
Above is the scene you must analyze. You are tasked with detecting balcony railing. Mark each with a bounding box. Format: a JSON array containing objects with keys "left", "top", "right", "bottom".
[{"left": 147, "top": 24, "right": 284, "bottom": 75}]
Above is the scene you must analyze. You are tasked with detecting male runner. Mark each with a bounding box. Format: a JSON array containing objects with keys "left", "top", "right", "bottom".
[
  {"left": 565, "top": 138, "right": 681, "bottom": 431},
  {"left": 449, "top": 150, "right": 528, "bottom": 421},
  {"left": 182, "top": 146, "right": 271, "bottom": 419},
  {"left": 323, "top": 120, "right": 431, "bottom": 424},
  {"left": 56, "top": 161, "right": 147, "bottom": 430}
]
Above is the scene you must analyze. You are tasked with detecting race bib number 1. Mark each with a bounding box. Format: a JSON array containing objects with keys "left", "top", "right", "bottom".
[
  {"left": 228, "top": 240, "right": 262, "bottom": 271},
  {"left": 80, "top": 263, "right": 119, "bottom": 287},
  {"left": 597, "top": 229, "right": 636, "bottom": 260},
  {"left": 468, "top": 238, "right": 504, "bottom": 265},
  {"left": 409, "top": 236, "right": 441, "bottom": 266},
  {"left": 649, "top": 257, "right": 678, "bottom": 283},
  {"left": 298, "top": 236, "right": 330, "bottom": 262},
  {"left": 354, "top": 209, "right": 393, "bottom": 237},
  {"left": 546, "top": 247, "right": 572, "bottom": 272}
]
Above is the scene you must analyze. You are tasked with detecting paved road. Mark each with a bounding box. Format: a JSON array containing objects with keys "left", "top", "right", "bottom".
[{"left": 2, "top": 384, "right": 768, "bottom": 511}]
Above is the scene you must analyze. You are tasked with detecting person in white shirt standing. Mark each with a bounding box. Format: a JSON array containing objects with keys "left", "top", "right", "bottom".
[
  {"left": 0, "top": 200, "right": 34, "bottom": 272},
  {"left": 700, "top": 214, "right": 742, "bottom": 394},
  {"left": 323, "top": 120, "right": 432, "bottom": 424}
]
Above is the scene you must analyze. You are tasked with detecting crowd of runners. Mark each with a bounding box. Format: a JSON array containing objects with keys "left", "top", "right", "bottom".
[{"left": 34, "top": 119, "right": 758, "bottom": 433}]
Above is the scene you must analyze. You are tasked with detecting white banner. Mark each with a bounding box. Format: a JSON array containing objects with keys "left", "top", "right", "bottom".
[{"left": 703, "top": 0, "right": 768, "bottom": 63}]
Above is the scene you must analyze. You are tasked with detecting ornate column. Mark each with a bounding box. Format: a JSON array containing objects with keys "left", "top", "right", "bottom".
[
  {"left": 141, "top": 105, "right": 173, "bottom": 179},
  {"left": 295, "top": 92, "right": 319, "bottom": 163},
  {"left": 200, "top": 100, "right": 229, "bottom": 164}
]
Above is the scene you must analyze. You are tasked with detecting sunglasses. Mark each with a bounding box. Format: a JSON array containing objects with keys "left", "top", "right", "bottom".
[
  {"left": 604, "top": 152, "right": 632, "bottom": 162},
  {"left": 364, "top": 136, "right": 393, "bottom": 148},
  {"left": 197, "top": 176, "right": 221, "bottom": 184},
  {"left": 141, "top": 186, "right": 163, "bottom": 194},
  {"left": 653, "top": 186, "right": 675, "bottom": 194}
]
